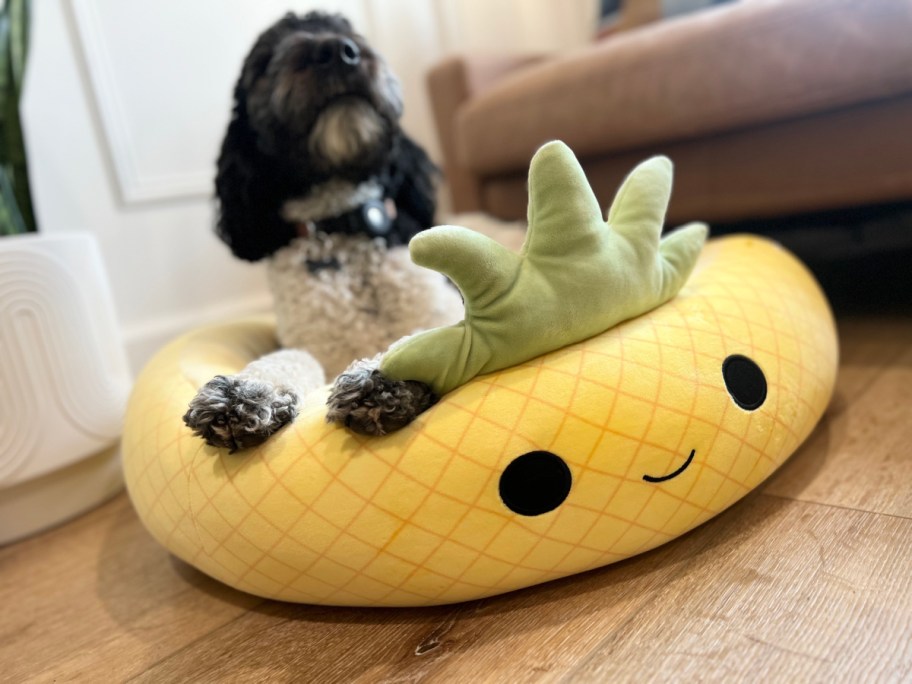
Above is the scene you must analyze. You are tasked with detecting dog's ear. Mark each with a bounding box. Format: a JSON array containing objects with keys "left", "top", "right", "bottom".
[
  {"left": 214, "top": 82, "right": 296, "bottom": 262},
  {"left": 384, "top": 134, "right": 439, "bottom": 245}
]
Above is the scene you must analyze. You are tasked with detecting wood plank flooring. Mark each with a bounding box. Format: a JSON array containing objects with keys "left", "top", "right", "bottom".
[{"left": 2, "top": 315, "right": 911, "bottom": 683}]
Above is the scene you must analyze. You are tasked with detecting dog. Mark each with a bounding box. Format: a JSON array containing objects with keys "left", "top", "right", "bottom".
[{"left": 183, "top": 11, "right": 462, "bottom": 450}]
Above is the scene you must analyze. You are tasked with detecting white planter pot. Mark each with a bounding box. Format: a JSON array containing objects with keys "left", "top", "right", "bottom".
[{"left": 0, "top": 233, "right": 131, "bottom": 543}]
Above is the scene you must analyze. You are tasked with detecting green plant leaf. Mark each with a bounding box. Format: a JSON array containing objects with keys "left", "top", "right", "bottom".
[
  {"left": 0, "top": 0, "right": 35, "bottom": 233},
  {"left": 0, "top": 8, "right": 11, "bottom": 147},
  {"left": 8, "top": 0, "right": 27, "bottom": 96},
  {"left": 0, "top": 163, "right": 27, "bottom": 235}
]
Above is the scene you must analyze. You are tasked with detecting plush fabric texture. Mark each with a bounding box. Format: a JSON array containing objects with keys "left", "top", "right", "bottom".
[
  {"left": 123, "top": 235, "right": 838, "bottom": 607},
  {"left": 380, "top": 141, "right": 707, "bottom": 396}
]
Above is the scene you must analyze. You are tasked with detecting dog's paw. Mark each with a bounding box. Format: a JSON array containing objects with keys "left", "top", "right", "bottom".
[
  {"left": 326, "top": 359, "right": 437, "bottom": 436},
  {"left": 183, "top": 375, "right": 298, "bottom": 452}
]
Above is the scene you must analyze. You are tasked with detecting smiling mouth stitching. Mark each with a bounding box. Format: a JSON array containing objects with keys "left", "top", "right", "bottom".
[{"left": 642, "top": 449, "right": 696, "bottom": 483}]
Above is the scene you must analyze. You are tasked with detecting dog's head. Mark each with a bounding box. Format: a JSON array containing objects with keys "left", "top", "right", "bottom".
[
  {"left": 241, "top": 12, "right": 403, "bottom": 177},
  {"left": 216, "top": 12, "right": 427, "bottom": 261}
]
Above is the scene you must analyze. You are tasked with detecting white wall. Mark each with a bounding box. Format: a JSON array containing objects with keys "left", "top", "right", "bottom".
[
  {"left": 434, "top": 0, "right": 599, "bottom": 54},
  {"left": 21, "top": 0, "right": 596, "bottom": 374}
]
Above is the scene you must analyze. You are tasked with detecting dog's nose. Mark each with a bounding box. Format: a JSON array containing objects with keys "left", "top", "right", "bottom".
[
  {"left": 339, "top": 38, "right": 360, "bottom": 66},
  {"left": 314, "top": 37, "right": 360, "bottom": 67}
]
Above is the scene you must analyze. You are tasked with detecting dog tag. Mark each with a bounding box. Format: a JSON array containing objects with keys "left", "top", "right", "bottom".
[{"left": 362, "top": 199, "right": 392, "bottom": 236}]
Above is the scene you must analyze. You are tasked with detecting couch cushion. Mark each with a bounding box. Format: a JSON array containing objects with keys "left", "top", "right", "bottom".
[{"left": 458, "top": 0, "right": 912, "bottom": 176}]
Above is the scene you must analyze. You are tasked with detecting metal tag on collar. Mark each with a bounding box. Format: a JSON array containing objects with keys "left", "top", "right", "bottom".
[{"left": 362, "top": 199, "right": 392, "bottom": 237}]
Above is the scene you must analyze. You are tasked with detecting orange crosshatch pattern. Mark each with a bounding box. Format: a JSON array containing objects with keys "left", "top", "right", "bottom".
[{"left": 123, "top": 235, "right": 838, "bottom": 606}]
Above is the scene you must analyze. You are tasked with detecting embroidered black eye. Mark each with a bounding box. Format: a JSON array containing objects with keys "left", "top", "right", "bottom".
[
  {"left": 499, "top": 451, "right": 572, "bottom": 516},
  {"left": 722, "top": 355, "right": 767, "bottom": 410}
]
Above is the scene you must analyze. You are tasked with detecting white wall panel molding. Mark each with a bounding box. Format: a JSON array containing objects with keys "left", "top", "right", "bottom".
[
  {"left": 67, "top": 0, "right": 391, "bottom": 205},
  {"left": 69, "top": 0, "right": 214, "bottom": 202}
]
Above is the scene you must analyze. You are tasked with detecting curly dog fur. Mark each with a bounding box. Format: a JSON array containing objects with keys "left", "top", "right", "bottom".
[{"left": 183, "top": 11, "right": 461, "bottom": 450}]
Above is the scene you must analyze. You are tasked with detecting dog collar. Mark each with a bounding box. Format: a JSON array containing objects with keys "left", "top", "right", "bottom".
[{"left": 300, "top": 199, "right": 394, "bottom": 239}]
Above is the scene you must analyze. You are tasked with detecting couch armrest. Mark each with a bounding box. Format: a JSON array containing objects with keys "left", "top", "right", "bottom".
[{"left": 427, "top": 55, "right": 544, "bottom": 212}]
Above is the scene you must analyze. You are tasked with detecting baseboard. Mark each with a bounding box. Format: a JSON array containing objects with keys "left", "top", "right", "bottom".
[
  {"left": 121, "top": 294, "right": 274, "bottom": 375},
  {"left": 0, "top": 443, "right": 123, "bottom": 545}
]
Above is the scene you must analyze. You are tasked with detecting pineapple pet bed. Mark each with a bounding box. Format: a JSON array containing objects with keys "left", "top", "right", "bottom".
[{"left": 123, "top": 142, "right": 838, "bottom": 607}]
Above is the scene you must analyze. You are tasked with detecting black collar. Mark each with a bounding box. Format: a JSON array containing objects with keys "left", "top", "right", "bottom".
[{"left": 302, "top": 199, "right": 394, "bottom": 240}]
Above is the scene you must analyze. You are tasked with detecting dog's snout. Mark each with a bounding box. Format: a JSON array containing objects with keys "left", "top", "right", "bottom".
[{"left": 310, "top": 36, "right": 360, "bottom": 68}]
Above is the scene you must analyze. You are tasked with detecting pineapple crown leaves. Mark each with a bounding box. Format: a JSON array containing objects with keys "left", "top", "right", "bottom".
[{"left": 380, "top": 141, "right": 708, "bottom": 396}]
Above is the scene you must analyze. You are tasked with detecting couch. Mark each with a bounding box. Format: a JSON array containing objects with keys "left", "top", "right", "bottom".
[{"left": 428, "top": 0, "right": 912, "bottom": 227}]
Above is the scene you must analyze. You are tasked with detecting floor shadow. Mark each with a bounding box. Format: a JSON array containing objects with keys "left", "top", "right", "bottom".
[
  {"left": 94, "top": 501, "right": 260, "bottom": 633},
  {"left": 762, "top": 390, "right": 842, "bottom": 498}
]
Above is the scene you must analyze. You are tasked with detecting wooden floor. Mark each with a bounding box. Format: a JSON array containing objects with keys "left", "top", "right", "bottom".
[{"left": 3, "top": 314, "right": 911, "bottom": 683}]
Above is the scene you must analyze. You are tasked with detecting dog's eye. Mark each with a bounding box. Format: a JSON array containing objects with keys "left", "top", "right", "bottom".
[
  {"left": 499, "top": 451, "right": 572, "bottom": 516},
  {"left": 722, "top": 354, "right": 767, "bottom": 410}
]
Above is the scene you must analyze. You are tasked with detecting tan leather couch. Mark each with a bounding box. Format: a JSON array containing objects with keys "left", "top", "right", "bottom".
[{"left": 428, "top": 0, "right": 912, "bottom": 225}]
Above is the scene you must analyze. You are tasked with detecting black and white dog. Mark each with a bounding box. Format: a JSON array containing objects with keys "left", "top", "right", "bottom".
[{"left": 183, "top": 12, "right": 461, "bottom": 451}]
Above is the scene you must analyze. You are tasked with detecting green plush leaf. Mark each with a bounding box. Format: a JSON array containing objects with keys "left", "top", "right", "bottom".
[{"left": 380, "top": 141, "right": 707, "bottom": 396}]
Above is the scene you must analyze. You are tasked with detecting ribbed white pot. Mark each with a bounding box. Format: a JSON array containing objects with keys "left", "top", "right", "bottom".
[{"left": 0, "top": 233, "right": 131, "bottom": 544}]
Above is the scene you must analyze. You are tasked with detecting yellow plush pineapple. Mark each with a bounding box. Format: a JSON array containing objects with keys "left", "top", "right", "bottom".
[{"left": 123, "top": 143, "right": 837, "bottom": 607}]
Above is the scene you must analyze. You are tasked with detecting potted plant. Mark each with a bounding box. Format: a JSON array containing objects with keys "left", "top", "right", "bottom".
[{"left": 0, "top": 0, "right": 131, "bottom": 544}]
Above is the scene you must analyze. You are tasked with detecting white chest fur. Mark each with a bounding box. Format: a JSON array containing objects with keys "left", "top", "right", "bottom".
[{"left": 266, "top": 234, "right": 462, "bottom": 378}]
